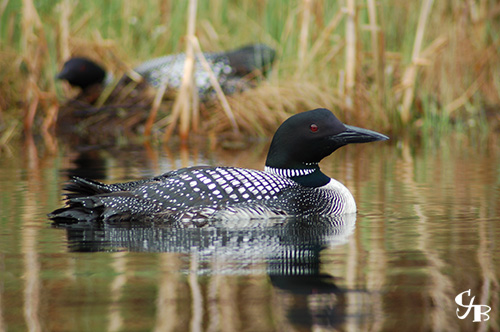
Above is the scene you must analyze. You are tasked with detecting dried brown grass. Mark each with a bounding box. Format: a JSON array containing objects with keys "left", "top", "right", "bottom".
[{"left": 204, "top": 81, "right": 343, "bottom": 136}]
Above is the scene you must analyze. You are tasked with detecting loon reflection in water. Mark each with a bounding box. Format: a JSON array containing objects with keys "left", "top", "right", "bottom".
[
  {"left": 60, "top": 215, "right": 354, "bottom": 255},
  {"left": 59, "top": 214, "right": 356, "bottom": 329}
]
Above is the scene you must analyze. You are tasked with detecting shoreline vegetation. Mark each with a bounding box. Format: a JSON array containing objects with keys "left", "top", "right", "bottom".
[{"left": 1, "top": 0, "right": 499, "bottom": 146}]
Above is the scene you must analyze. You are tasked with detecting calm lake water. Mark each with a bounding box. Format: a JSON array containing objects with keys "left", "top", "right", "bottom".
[{"left": 1, "top": 133, "right": 499, "bottom": 332}]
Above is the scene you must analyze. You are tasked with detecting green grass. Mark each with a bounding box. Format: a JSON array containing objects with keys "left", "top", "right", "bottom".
[{"left": 1, "top": 0, "right": 499, "bottom": 141}]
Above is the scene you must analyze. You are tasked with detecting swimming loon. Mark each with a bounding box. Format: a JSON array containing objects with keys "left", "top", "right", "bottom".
[
  {"left": 48, "top": 108, "right": 388, "bottom": 225},
  {"left": 56, "top": 44, "right": 275, "bottom": 99}
]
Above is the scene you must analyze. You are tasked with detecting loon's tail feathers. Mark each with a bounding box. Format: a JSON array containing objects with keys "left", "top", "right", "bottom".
[
  {"left": 48, "top": 195, "right": 107, "bottom": 224},
  {"left": 50, "top": 176, "right": 173, "bottom": 224},
  {"left": 49, "top": 192, "right": 148, "bottom": 224},
  {"left": 63, "top": 177, "right": 114, "bottom": 199}
]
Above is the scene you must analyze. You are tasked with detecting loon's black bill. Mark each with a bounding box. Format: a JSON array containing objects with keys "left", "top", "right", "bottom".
[
  {"left": 338, "top": 125, "right": 389, "bottom": 144},
  {"left": 55, "top": 70, "right": 67, "bottom": 80}
]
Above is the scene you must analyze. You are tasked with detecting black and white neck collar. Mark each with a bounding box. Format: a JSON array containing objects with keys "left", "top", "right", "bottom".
[
  {"left": 264, "top": 163, "right": 330, "bottom": 188},
  {"left": 264, "top": 166, "right": 316, "bottom": 178}
]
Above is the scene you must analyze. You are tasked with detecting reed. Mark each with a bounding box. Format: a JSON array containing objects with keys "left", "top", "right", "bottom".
[
  {"left": 190, "top": 37, "right": 239, "bottom": 135},
  {"left": 366, "top": 0, "right": 385, "bottom": 111},
  {"left": 400, "top": 0, "right": 435, "bottom": 124},
  {"left": 296, "top": 0, "right": 311, "bottom": 77},
  {"left": 344, "top": 0, "right": 356, "bottom": 109},
  {"left": 0, "top": 0, "right": 499, "bottom": 143},
  {"left": 163, "top": 0, "right": 198, "bottom": 142}
]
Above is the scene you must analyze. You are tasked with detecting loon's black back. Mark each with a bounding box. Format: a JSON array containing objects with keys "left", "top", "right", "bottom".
[
  {"left": 50, "top": 166, "right": 347, "bottom": 225},
  {"left": 49, "top": 108, "right": 388, "bottom": 225}
]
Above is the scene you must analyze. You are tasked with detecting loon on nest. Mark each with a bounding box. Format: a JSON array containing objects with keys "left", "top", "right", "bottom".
[
  {"left": 56, "top": 44, "right": 275, "bottom": 100},
  {"left": 48, "top": 108, "right": 388, "bottom": 226}
]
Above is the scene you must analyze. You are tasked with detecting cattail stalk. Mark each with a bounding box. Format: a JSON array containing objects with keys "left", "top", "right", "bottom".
[
  {"left": 190, "top": 37, "right": 239, "bottom": 135},
  {"left": 145, "top": 78, "right": 169, "bottom": 137},
  {"left": 297, "top": 0, "right": 312, "bottom": 77},
  {"left": 59, "top": 0, "right": 71, "bottom": 61},
  {"left": 400, "top": 0, "right": 434, "bottom": 124},
  {"left": 164, "top": 0, "right": 198, "bottom": 142},
  {"left": 366, "top": 0, "right": 385, "bottom": 109},
  {"left": 21, "top": 0, "right": 43, "bottom": 132},
  {"left": 307, "top": 10, "right": 344, "bottom": 67},
  {"left": 344, "top": 0, "right": 356, "bottom": 108}
]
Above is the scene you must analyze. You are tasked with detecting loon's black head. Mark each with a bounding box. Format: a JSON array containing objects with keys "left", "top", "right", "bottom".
[
  {"left": 265, "top": 108, "right": 389, "bottom": 170},
  {"left": 56, "top": 57, "right": 106, "bottom": 90}
]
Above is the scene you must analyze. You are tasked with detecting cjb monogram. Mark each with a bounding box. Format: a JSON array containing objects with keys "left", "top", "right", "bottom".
[{"left": 455, "top": 289, "right": 491, "bottom": 322}]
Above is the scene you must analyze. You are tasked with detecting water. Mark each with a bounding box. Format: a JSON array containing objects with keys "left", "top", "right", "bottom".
[{"left": 1, "top": 134, "right": 499, "bottom": 332}]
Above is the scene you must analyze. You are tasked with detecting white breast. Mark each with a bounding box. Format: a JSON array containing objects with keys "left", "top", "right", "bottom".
[{"left": 319, "top": 178, "right": 357, "bottom": 214}]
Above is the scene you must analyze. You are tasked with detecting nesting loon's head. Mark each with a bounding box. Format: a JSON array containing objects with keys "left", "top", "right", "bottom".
[
  {"left": 265, "top": 108, "right": 389, "bottom": 170},
  {"left": 57, "top": 57, "right": 106, "bottom": 91}
]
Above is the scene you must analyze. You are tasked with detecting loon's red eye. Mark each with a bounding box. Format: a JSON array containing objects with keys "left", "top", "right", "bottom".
[{"left": 310, "top": 123, "right": 318, "bottom": 132}]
